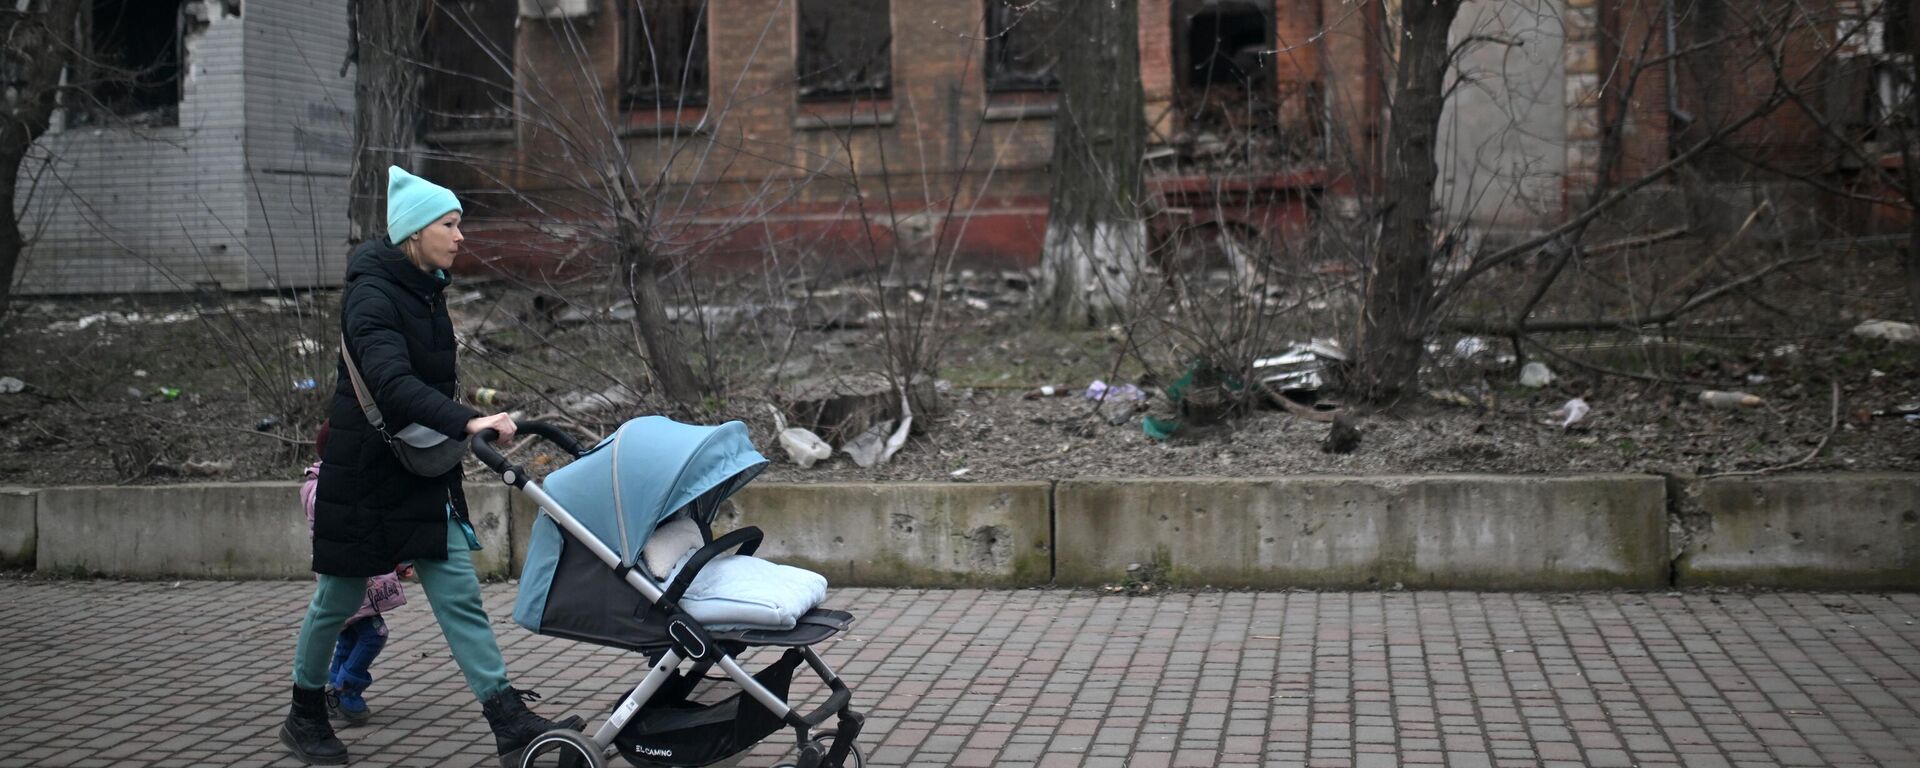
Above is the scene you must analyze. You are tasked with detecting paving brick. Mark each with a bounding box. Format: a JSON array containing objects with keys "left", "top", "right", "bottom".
[{"left": 4, "top": 584, "right": 1920, "bottom": 767}]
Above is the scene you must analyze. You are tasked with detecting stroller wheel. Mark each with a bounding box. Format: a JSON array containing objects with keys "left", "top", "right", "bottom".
[
  {"left": 519, "top": 729, "right": 608, "bottom": 768},
  {"left": 772, "top": 730, "right": 864, "bottom": 768}
]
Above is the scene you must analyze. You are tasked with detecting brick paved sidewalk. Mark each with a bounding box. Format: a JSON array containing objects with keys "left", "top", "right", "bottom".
[{"left": 1, "top": 582, "right": 1917, "bottom": 767}]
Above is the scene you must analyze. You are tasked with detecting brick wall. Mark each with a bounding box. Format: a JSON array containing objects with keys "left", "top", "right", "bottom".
[{"left": 424, "top": 0, "right": 1349, "bottom": 271}]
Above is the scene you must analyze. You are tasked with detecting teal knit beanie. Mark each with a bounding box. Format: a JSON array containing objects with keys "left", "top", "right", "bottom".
[{"left": 386, "top": 166, "right": 462, "bottom": 243}]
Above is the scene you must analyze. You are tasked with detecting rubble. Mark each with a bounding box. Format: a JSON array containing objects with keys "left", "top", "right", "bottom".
[
  {"left": 1853, "top": 319, "right": 1919, "bottom": 344},
  {"left": 1699, "top": 391, "right": 1765, "bottom": 410},
  {"left": 770, "top": 405, "right": 832, "bottom": 468},
  {"left": 1519, "top": 362, "right": 1555, "bottom": 388}
]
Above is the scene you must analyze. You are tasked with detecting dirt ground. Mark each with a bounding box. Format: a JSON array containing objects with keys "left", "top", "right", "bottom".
[{"left": 2, "top": 253, "right": 1917, "bottom": 488}]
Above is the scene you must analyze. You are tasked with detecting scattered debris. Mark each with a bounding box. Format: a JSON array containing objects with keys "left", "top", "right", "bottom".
[
  {"left": 1084, "top": 380, "right": 1146, "bottom": 402},
  {"left": 134, "top": 369, "right": 148, "bottom": 378},
  {"left": 1548, "top": 398, "right": 1591, "bottom": 429},
  {"left": 1321, "top": 414, "right": 1362, "bottom": 454},
  {"left": 1519, "top": 362, "right": 1556, "bottom": 388},
  {"left": 769, "top": 405, "right": 832, "bottom": 469},
  {"left": 949, "top": 467, "right": 971, "bottom": 479},
  {"left": 880, "top": 393, "right": 912, "bottom": 465},
  {"left": 1852, "top": 319, "right": 1920, "bottom": 344},
  {"left": 255, "top": 416, "right": 279, "bottom": 432},
  {"left": 1025, "top": 385, "right": 1064, "bottom": 399},
  {"left": 556, "top": 386, "right": 638, "bottom": 414},
  {"left": 178, "top": 459, "right": 233, "bottom": 478},
  {"left": 1699, "top": 391, "right": 1765, "bottom": 410},
  {"left": 47, "top": 311, "right": 195, "bottom": 333},
  {"left": 289, "top": 337, "right": 321, "bottom": 356},
  {"left": 1429, "top": 389, "right": 1493, "bottom": 409},
  {"left": 778, "top": 372, "right": 933, "bottom": 446},
  {"left": 470, "top": 387, "right": 507, "bottom": 407},
  {"left": 1264, "top": 384, "right": 1343, "bottom": 423},
  {"left": 1252, "top": 339, "right": 1345, "bottom": 394},
  {"left": 841, "top": 421, "right": 894, "bottom": 469},
  {"left": 293, "top": 378, "right": 318, "bottom": 392},
  {"left": 158, "top": 387, "right": 182, "bottom": 401},
  {"left": 0, "top": 377, "right": 23, "bottom": 394},
  {"left": 1453, "top": 336, "right": 1491, "bottom": 359}
]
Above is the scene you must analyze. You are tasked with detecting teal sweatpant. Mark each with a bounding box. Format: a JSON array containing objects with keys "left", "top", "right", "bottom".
[{"left": 293, "top": 519, "right": 509, "bottom": 701}]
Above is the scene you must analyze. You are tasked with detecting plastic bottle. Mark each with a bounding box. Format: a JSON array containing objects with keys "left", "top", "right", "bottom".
[
  {"left": 471, "top": 387, "right": 508, "bottom": 407},
  {"left": 1699, "top": 391, "right": 1764, "bottom": 410}
]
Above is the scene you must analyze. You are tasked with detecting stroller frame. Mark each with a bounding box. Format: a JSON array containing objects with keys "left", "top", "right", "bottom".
[{"left": 474, "top": 422, "right": 865, "bottom": 768}]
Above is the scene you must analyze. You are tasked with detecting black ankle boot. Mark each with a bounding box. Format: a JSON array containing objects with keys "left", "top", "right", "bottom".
[
  {"left": 279, "top": 685, "right": 349, "bottom": 765},
  {"left": 481, "top": 688, "right": 585, "bottom": 768}
]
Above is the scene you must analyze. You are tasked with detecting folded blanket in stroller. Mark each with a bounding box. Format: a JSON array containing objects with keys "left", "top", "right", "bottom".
[{"left": 666, "top": 551, "right": 828, "bottom": 631}]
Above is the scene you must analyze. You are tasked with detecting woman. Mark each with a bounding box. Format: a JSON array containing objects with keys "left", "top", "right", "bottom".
[{"left": 280, "top": 166, "right": 580, "bottom": 767}]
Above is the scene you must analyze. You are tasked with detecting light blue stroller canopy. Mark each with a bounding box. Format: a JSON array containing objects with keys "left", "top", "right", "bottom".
[{"left": 513, "top": 416, "right": 768, "bottom": 636}]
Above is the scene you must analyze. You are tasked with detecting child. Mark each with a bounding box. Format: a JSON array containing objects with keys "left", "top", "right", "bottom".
[{"left": 301, "top": 421, "right": 409, "bottom": 726}]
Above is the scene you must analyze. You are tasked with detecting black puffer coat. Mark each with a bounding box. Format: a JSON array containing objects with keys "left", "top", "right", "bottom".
[{"left": 313, "top": 239, "right": 479, "bottom": 577}]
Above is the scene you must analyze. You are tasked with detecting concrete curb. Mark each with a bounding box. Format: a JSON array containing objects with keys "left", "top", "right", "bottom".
[
  {"left": 1676, "top": 474, "right": 1920, "bottom": 589},
  {"left": 0, "top": 488, "right": 35, "bottom": 571},
  {"left": 2, "top": 474, "right": 1915, "bottom": 589},
  {"left": 1054, "top": 475, "right": 1669, "bottom": 589}
]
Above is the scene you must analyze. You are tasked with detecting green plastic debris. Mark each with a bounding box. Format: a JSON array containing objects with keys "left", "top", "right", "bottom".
[
  {"left": 158, "top": 387, "right": 181, "bottom": 401},
  {"left": 1142, "top": 415, "right": 1180, "bottom": 441},
  {"left": 1141, "top": 361, "right": 1245, "bottom": 441}
]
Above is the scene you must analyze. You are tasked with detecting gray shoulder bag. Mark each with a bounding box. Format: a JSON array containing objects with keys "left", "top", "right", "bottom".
[{"left": 339, "top": 334, "right": 470, "bottom": 476}]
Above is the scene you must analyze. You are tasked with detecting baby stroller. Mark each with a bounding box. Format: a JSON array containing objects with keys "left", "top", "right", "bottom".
[{"left": 471, "top": 417, "right": 865, "bottom": 768}]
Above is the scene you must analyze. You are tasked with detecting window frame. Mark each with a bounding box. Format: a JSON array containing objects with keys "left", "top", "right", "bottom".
[
  {"left": 795, "top": 0, "right": 894, "bottom": 102},
  {"left": 984, "top": 0, "right": 1061, "bottom": 94},
  {"left": 620, "top": 0, "right": 712, "bottom": 111}
]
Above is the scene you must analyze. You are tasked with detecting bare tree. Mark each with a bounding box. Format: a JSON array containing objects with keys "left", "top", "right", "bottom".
[
  {"left": 344, "top": 0, "right": 426, "bottom": 243},
  {"left": 0, "top": 0, "right": 86, "bottom": 317},
  {"left": 1038, "top": 0, "right": 1148, "bottom": 328},
  {"left": 1347, "top": 0, "right": 1466, "bottom": 403}
]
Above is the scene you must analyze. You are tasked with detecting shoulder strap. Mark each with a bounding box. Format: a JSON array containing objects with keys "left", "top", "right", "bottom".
[{"left": 339, "top": 333, "right": 388, "bottom": 433}]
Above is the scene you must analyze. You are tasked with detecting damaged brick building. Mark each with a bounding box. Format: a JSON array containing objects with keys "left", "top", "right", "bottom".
[
  {"left": 420, "top": 0, "right": 1383, "bottom": 273},
  {"left": 11, "top": 0, "right": 1913, "bottom": 293}
]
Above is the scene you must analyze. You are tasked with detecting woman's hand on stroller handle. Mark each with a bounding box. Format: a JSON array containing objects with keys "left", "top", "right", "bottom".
[
  {"left": 465, "top": 413, "right": 517, "bottom": 444},
  {"left": 470, "top": 419, "right": 589, "bottom": 477}
]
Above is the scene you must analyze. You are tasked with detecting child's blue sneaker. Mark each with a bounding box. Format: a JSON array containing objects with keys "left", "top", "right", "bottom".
[{"left": 326, "top": 687, "right": 372, "bottom": 727}]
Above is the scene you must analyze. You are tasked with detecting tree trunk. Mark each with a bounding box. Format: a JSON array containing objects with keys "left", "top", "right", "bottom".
[
  {"left": 1039, "top": 0, "right": 1147, "bottom": 328},
  {"left": 0, "top": 0, "right": 86, "bottom": 317},
  {"left": 1350, "top": 0, "right": 1464, "bottom": 403},
  {"left": 0, "top": 149, "right": 27, "bottom": 318},
  {"left": 347, "top": 0, "right": 425, "bottom": 243},
  {"left": 617, "top": 190, "right": 703, "bottom": 407},
  {"left": 1906, "top": 38, "right": 1920, "bottom": 322}
]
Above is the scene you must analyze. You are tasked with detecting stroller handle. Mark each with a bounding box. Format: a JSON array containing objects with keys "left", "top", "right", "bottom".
[{"left": 470, "top": 420, "right": 588, "bottom": 476}]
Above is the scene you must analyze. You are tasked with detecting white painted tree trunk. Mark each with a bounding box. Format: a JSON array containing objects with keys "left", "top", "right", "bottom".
[{"left": 1040, "top": 218, "right": 1148, "bottom": 327}]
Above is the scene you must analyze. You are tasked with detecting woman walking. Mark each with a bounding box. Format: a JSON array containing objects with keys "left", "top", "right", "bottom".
[{"left": 280, "top": 166, "right": 580, "bottom": 767}]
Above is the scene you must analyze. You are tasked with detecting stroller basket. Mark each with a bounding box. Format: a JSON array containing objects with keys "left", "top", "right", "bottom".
[{"left": 612, "top": 651, "right": 804, "bottom": 767}]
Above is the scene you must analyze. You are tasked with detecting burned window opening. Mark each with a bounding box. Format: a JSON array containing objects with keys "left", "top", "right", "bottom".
[
  {"left": 423, "top": 1, "right": 516, "bottom": 134},
  {"left": 1170, "top": 1, "right": 1287, "bottom": 169},
  {"left": 985, "top": 0, "right": 1061, "bottom": 93},
  {"left": 797, "top": 0, "right": 892, "bottom": 101},
  {"left": 1185, "top": 6, "right": 1266, "bottom": 89},
  {"left": 623, "top": 0, "right": 710, "bottom": 109},
  {"left": 69, "top": 0, "right": 185, "bottom": 128}
]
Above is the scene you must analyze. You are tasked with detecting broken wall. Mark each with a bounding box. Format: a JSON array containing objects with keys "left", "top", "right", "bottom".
[
  {"left": 13, "top": 0, "right": 352, "bottom": 296},
  {"left": 1436, "top": 0, "right": 1570, "bottom": 233},
  {"left": 240, "top": 0, "right": 354, "bottom": 289}
]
